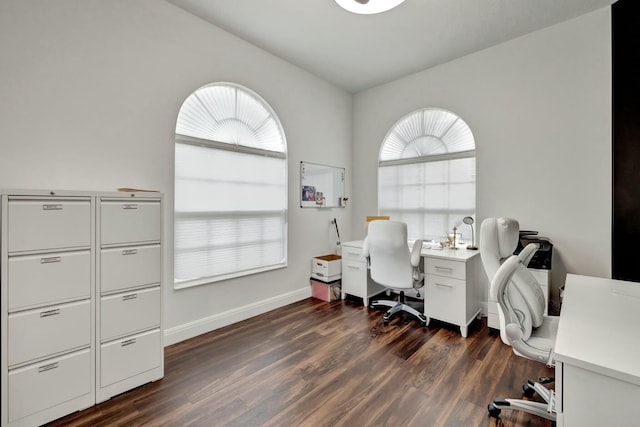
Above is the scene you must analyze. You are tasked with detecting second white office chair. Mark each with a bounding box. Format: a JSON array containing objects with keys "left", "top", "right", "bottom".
[
  {"left": 363, "top": 220, "right": 427, "bottom": 326},
  {"left": 480, "top": 218, "right": 558, "bottom": 422}
]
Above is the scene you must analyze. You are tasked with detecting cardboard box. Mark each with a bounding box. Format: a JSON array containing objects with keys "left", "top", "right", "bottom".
[
  {"left": 310, "top": 278, "right": 341, "bottom": 302},
  {"left": 311, "top": 254, "right": 342, "bottom": 282}
]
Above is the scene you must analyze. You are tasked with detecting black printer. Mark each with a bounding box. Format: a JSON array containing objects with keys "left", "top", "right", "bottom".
[{"left": 513, "top": 230, "right": 553, "bottom": 270}]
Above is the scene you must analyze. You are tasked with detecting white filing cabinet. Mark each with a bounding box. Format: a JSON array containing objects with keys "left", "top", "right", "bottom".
[
  {"left": 1, "top": 192, "right": 95, "bottom": 427},
  {"left": 423, "top": 250, "right": 484, "bottom": 338},
  {"left": 96, "top": 194, "right": 163, "bottom": 403},
  {"left": 1, "top": 190, "right": 164, "bottom": 426},
  {"left": 340, "top": 240, "right": 385, "bottom": 306},
  {"left": 487, "top": 268, "right": 549, "bottom": 330}
]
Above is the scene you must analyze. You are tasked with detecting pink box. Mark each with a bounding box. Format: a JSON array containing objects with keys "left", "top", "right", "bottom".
[{"left": 311, "top": 278, "right": 341, "bottom": 302}]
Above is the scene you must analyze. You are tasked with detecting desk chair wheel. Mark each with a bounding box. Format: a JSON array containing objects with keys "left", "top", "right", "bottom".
[
  {"left": 523, "top": 383, "right": 535, "bottom": 398},
  {"left": 488, "top": 403, "right": 501, "bottom": 418},
  {"left": 417, "top": 313, "right": 427, "bottom": 326}
]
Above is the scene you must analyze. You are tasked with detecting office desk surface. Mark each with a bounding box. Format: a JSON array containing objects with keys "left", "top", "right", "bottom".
[
  {"left": 555, "top": 274, "right": 640, "bottom": 386},
  {"left": 419, "top": 245, "right": 480, "bottom": 261},
  {"left": 344, "top": 240, "right": 481, "bottom": 261}
]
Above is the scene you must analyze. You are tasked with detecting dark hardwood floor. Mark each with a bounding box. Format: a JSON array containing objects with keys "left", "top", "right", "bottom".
[{"left": 47, "top": 297, "right": 554, "bottom": 427}]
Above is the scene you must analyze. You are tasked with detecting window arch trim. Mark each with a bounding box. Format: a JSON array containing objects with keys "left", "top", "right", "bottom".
[{"left": 379, "top": 107, "right": 475, "bottom": 162}]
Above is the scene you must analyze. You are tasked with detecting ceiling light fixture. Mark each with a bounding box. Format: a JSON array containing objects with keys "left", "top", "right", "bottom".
[{"left": 334, "top": 0, "right": 407, "bottom": 15}]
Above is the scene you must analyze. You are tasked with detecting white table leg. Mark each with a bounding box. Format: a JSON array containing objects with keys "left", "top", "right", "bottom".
[{"left": 460, "top": 325, "right": 468, "bottom": 338}]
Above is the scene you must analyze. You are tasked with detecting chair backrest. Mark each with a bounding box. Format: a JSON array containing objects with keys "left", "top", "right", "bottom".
[
  {"left": 362, "top": 220, "right": 413, "bottom": 290},
  {"left": 480, "top": 218, "right": 546, "bottom": 343},
  {"left": 491, "top": 246, "right": 553, "bottom": 363},
  {"left": 480, "top": 217, "right": 519, "bottom": 280}
]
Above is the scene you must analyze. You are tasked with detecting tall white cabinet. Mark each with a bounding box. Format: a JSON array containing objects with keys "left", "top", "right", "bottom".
[{"left": 0, "top": 190, "right": 163, "bottom": 427}]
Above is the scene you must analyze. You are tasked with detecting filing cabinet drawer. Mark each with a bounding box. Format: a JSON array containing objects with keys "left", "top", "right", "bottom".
[
  {"left": 101, "top": 286, "right": 161, "bottom": 342},
  {"left": 341, "top": 243, "right": 365, "bottom": 262},
  {"left": 100, "top": 244, "right": 161, "bottom": 294},
  {"left": 8, "top": 300, "right": 91, "bottom": 367},
  {"left": 8, "top": 250, "right": 91, "bottom": 311},
  {"left": 100, "top": 200, "right": 161, "bottom": 245},
  {"left": 425, "top": 275, "right": 465, "bottom": 324},
  {"left": 101, "top": 329, "right": 161, "bottom": 388},
  {"left": 8, "top": 348, "right": 91, "bottom": 423},
  {"left": 7, "top": 198, "right": 91, "bottom": 253},
  {"left": 341, "top": 260, "right": 367, "bottom": 296},
  {"left": 426, "top": 257, "right": 466, "bottom": 281}
]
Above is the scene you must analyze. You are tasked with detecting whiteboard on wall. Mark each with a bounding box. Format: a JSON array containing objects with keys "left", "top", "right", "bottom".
[{"left": 300, "top": 161, "right": 345, "bottom": 208}]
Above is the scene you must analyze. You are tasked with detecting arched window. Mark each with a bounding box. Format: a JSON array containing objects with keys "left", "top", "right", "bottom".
[
  {"left": 378, "top": 108, "right": 475, "bottom": 243},
  {"left": 174, "top": 83, "right": 287, "bottom": 288}
]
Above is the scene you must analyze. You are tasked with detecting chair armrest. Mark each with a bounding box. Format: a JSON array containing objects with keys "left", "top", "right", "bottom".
[
  {"left": 410, "top": 239, "right": 423, "bottom": 267},
  {"left": 411, "top": 239, "right": 424, "bottom": 288},
  {"left": 362, "top": 238, "right": 371, "bottom": 268},
  {"left": 518, "top": 243, "right": 539, "bottom": 267}
]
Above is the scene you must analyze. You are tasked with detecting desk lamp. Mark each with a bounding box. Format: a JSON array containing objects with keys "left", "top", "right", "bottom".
[{"left": 463, "top": 216, "right": 478, "bottom": 250}]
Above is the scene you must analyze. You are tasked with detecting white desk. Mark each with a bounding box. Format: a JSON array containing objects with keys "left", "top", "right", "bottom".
[
  {"left": 554, "top": 274, "right": 640, "bottom": 426},
  {"left": 340, "top": 240, "right": 486, "bottom": 337}
]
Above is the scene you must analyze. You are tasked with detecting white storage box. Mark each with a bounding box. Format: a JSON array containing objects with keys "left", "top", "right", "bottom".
[{"left": 311, "top": 254, "right": 342, "bottom": 282}]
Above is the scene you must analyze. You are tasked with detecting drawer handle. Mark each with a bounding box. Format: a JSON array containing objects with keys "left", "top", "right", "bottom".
[
  {"left": 435, "top": 266, "right": 453, "bottom": 272},
  {"left": 40, "top": 309, "right": 61, "bottom": 318},
  {"left": 122, "top": 249, "right": 138, "bottom": 255},
  {"left": 122, "top": 204, "right": 138, "bottom": 210},
  {"left": 121, "top": 338, "right": 137, "bottom": 347},
  {"left": 122, "top": 293, "right": 138, "bottom": 301},
  {"left": 347, "top": 252, "right": 360, "bottom": 256},
  {"left": 38, "top": 362, "right": 59, "bottom": 373},
  {"left": 42, "top": 204, "right": 63, "bottom": 211},
  {"left": 41, "top": 256, "right": 61, "bottom": 264},
  {"left": 347, "top": 265, "right": 361, "bottom": 270},
  {"left": 435, "top": 283, "right": 454, "bottom": 289}
]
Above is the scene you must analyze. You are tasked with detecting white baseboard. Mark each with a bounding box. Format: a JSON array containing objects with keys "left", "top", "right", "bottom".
[{"left": 163, "top": 286, "right": 311, "bottom": 346}]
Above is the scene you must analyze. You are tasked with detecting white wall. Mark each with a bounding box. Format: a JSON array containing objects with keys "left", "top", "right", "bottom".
[
  {"left": 0, "top": 0, "right": 353, "bottom": 344},
  {"left": 352, "top": 8, "right": 612, "bottom": 308},
  {"left": 0, "top": 1, "right": 614, "bottom": 339}
]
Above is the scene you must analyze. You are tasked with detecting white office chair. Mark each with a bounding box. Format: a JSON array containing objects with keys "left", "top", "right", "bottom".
[
  {"left": 363, "top": 220, "right": 427, "bottom": 326},
  {"left": 480, "top": 218, "right": 558, "bottom": 421}
]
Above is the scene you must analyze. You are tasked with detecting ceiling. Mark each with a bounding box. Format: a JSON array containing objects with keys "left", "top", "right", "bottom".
[{"left": 166, "top": 0, "right": 617, "bottom": 93}]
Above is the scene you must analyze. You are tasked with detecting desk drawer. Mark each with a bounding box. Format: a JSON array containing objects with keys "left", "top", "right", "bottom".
[
  {"left": 7, "top": 198, "right": 91, "bottom": 253},
  {"left": 8, "top": 348, "right": 91, "bottom": 423},
  {"left": 425, "top": 275, "right": 465, "bottom": 323},
  {"left": 8, "top": 250, "right": 91, "bottom": 311},
  {"left": 100, "top": 200, "right": 161, "bottom": 246},
  {"left": 341, "top": 260, "right": 367, "bottom": 296},
  {"left": 101, "top": 286, "right": 161, "bottom": 342},
  {"left": 100, "top": 244, "right": 161, "bottom": 294},
  {"left": 101, "top": 329, "right": 161, "bottom": 388},
  {"left": 342, "top": 245, "right": 365, "bottom": 262},
  {"left": 8, "top": 299, "right": 91, "bottom": 367},
  {"left": 426, "top": 257, "right": 466, "bottom": 280}
]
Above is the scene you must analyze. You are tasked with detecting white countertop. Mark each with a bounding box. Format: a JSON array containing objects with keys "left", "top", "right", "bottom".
[
  {"left": 554, "top": 274, "right": 640, "bottom": 386},
  {"left": 341, "top": 239, "right": 481, "bottom": 261}
]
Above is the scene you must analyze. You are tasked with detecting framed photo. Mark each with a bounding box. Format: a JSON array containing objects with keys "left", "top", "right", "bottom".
[{"left": 302, "top": 185, "right": 316, "bottom": 201}]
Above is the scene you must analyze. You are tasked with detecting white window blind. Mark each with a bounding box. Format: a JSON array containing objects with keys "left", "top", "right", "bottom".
[
  {"left": 378, "top": 108, "right": 475, "bottom": 242},
  {"left": 174, "top": 83, "right": 287, "bottom": 288}
]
